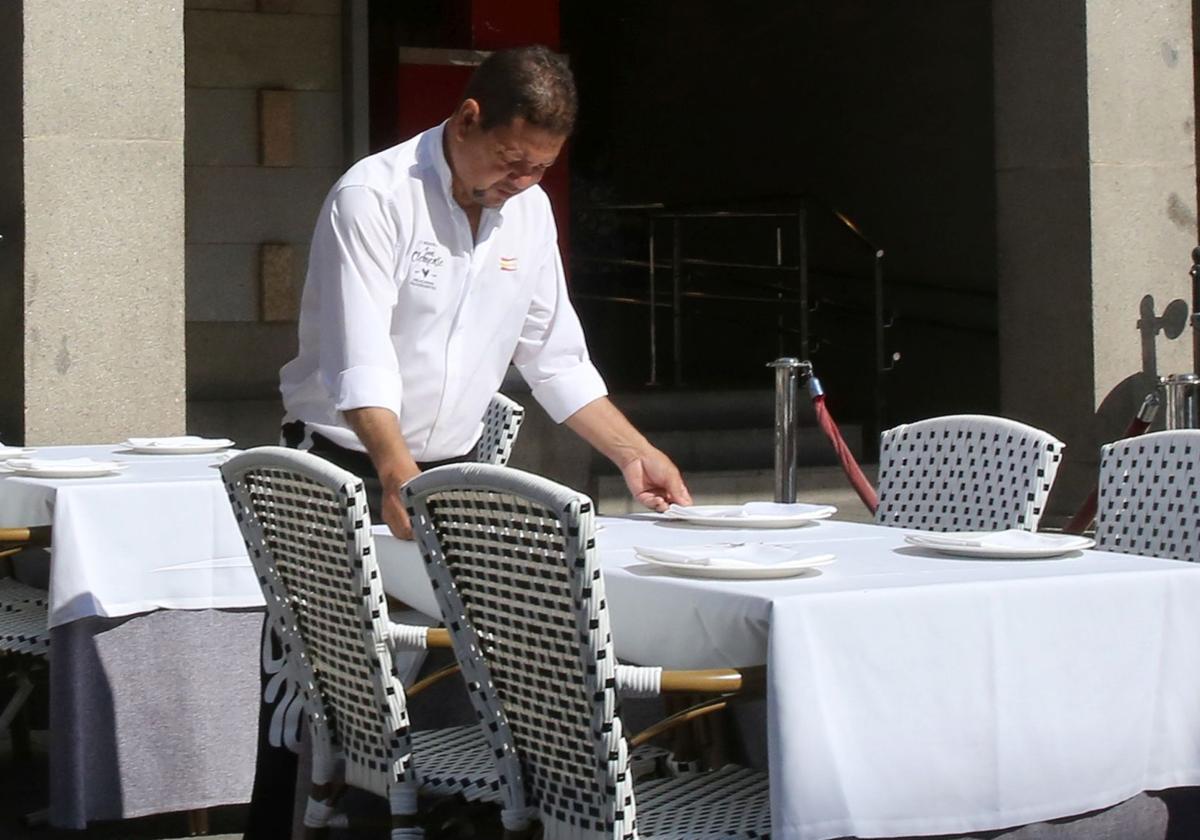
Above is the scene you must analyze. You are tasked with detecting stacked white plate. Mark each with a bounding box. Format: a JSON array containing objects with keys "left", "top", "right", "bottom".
[
  {"left": 660, "top": 501, "right": 837, "bottom": 529},
  {"left": 903, "top": 529, "right": 1094, "bottom": 559},
  {"left": 119, "top": 436, "right": 234, "bottom": 454},
  {"left": 2, "top": 457, "right": 126, "bottom": 478},
  {"left": 0, "top": 445, "right": 35, "bottom": 461},
  {"left": 633, "top": 542, "right": 835, "bottom": 579}
]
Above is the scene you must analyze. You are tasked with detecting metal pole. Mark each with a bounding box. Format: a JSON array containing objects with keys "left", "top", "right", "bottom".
[
  {"left": 672, "top": 218, "right": 683, "bottom": 386},
  {"left": 776, "top": 226, "right": 785, "bottom": 357},
  {"left": 648, "top": 218, "right": 658, "bottom": 386},
  {"left": 797, "top": 206, "right": 810, "bottom": 361},
  {"left": 769, "top": 357, "right": 806, "bottom": 503},
  {"left": 872, "top": 249, "right": 886, "bottom": 455}
]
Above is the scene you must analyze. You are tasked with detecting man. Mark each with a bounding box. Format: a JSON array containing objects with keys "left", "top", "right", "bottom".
[
  {"left": 279, "top": 44, "right": 691, "bottom": 535},
  {"left": 247, "top": 46, "right": 691, "bottom": 837}
]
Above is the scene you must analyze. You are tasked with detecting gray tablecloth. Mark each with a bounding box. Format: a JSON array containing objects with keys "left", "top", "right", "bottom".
[{"left": 48, "top": 608, "right": 261, "bottom": 829}]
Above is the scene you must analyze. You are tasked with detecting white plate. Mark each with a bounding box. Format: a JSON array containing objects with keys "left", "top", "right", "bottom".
[
  {"left": 1, "top": 460, "right": 126, "bottom": 478},
  {"left": 634, "top": 543, "right": 836, "bottom": 579},
  {"left": 660, "top": 502, "right": 837, "bottom": 529},
  {"left": 903, "top": 531, "right": 1094, "bottom": 559},
  {"left": 0, "top": 446, "right": 35, "bottom": 461},
  {"left": 119, "top": 437, "right": 234, "bottom": 455}
]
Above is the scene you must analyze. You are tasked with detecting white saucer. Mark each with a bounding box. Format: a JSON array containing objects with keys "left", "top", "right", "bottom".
[
  {"left": 2, "top": 459, "right": 126, "bottom": 478},
  {"left": 904, "top": 530, "right": 1094, "bottom": 559},
  {"left": 634, "top": 542, "right": 835, "bottom": 579}
]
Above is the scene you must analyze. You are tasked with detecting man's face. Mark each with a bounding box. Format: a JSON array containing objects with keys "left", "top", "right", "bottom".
[{"left": 449, "top": 102, "right": 566, "bottom": 210}]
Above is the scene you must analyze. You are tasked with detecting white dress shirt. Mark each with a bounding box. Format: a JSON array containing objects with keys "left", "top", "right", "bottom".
[{"left": 279, "top": 123, "right": 607, "bottom": 460}]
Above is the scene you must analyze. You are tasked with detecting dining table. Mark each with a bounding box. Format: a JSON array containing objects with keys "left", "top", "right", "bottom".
[
  {"left": 374, "top": 509, "right": 1200, "bottom": 840},
  {"left": 0, "top": 443, "right": 265, "bottom": 829}
]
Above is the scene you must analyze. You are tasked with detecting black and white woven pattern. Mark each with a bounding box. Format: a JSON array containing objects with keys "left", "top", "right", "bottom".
[
  {"left": 0, "top": 578, "right": 50, "bottom": 657},
  {"left": 1095, "top": 430, "right": 1200, "bottom": 561},
  {"left": 875, "top": 414, "right": 1065, "bottom": 532},
  {"left": 221, "top": 447, "right": 498, "bottom": 829},
  {"left": 406, "top": 464, "right": 772, "bottom": 840},
  {"left": 470, "top": 393, "right": 526, "bottom": 466}
]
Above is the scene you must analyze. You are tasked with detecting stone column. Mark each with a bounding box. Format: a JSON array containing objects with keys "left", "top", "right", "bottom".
[
  {"left": 2, "top": 1, "right": 185, "bottom": 444},
  {"left": 994, "top": 0, "right": 1197, "bottom": 514}
]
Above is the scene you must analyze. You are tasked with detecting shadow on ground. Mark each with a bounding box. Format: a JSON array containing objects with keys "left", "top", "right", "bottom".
[{"left": 0, "top": 727, "right": 244, "bottom": 840}]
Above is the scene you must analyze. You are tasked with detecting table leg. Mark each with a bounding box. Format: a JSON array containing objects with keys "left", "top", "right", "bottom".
[{"left": 186, "top": 808, "right": 210, "bottom": 835}]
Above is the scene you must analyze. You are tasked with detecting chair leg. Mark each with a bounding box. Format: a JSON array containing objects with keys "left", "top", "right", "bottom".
[
  {"left": 186, "top": 808, "right": 210, "bottom": 836},
  {"left": 0, "top": 670, "right": 34, "bottom": 733},
  {"left": 10, "top": 697, "right": 32, "bottom": 762},
  {"left": 387, "top": 780, "right": 423, "bottom": 839},
  {"left": 302, "top": 781, "right": 335, "bottom": 840}
]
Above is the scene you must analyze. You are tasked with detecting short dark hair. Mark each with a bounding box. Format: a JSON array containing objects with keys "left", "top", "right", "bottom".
[{"left": 463, "top": 45, "right": 577, "bottom": 136}]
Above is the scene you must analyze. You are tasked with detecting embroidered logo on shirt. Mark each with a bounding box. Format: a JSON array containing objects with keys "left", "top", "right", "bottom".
[
  {"left": 408, "top": 240, "right": 445, "bottom": 290},
  {"left": 499, "top": 256, "right": 518, "bottom": 272}
]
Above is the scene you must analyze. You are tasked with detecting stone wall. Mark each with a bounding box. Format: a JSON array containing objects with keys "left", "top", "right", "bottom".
[
  {"left": 7, "top": 1, "right": 186, "bottom": 444},
  {"left": 995, "top": 0, "right": 1197, "bottom": 514},
  {"left": 184, "top": 0, "right": 346, "bottom": 444}
]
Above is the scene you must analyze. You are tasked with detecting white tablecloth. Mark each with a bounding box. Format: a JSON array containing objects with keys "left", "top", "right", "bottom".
[
  {"left": 0, "top": 444, "right": 261, "bottom": 627},
  {"left": 375, "top": 516, "right": 1200, "bottom": 840}
]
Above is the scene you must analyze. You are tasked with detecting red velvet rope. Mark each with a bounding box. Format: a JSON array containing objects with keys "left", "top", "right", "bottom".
[{"left": 812, "top": 394, "right": 879, "bottom": 514}]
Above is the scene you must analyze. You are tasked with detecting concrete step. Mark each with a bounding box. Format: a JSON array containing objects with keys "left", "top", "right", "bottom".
[{"left": 592, "top": 464, "right": 879, "bottom": 523}]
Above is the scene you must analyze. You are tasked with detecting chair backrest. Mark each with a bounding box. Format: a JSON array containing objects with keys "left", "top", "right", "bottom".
[
  {"left": 1095, "top": 429, "right": 1200, "bottom": 561},
  {"left": 875, "top": 414, "right": 1065, "bottom": 531},
  {"left": 405, "top": 464, "right": 638, "bottom": 839},
  {"left": 220, "top": 446, "right": 411, "bottom": 797},
  {"left": 471, "top": 393, "right": 526, "bottom": 466}
]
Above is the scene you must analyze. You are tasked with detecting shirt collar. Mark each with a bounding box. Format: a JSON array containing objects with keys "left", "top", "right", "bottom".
[
  {"left": 421, "top": 120, "right": 505, "bottom": 227},
  {"left": 418, "top": 121, "right": 454, "bottom": 201}
]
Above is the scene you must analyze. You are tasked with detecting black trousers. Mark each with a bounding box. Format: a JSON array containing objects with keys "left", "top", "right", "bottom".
[{"left": 242, "top": 424, "right": 474, "bottom": 840}]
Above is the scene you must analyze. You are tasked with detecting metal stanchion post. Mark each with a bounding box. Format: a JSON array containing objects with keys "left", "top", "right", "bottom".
[{"left": 768, "top": 358, "right": 809, "bottom": 503}]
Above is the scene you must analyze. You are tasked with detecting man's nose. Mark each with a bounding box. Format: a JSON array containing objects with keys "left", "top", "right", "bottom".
[{"left": 508, "top": 171, "right": 541, "bottom": 190}]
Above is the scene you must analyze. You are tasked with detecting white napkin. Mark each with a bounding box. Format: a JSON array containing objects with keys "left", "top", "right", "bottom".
[
  {"left": 905, "top": 529, "right": 1057, "bottom": 549},
  {"left": 634, "top": 542, "right": 820, "bottom": 568},
  {"left": 6, "top": 457, "right": 122, "bottom": 472},
  {"left": 125, "top": 436, "right": 230, "bottom": 448}
]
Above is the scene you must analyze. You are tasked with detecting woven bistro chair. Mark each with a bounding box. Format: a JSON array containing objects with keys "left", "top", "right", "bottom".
[
  {"left": 405, "top": 463, "right": 772, "bottom": 840},
  {"left": 0, "top": 527, "right": 52, "bottom": 746},
  {"left": 874, "top": 414, "right": 1065, "bottom": 532},
  {"left": 1094, "top": 429, "right": 1200, "bottom": 561},
  {"left": 471, "top": 393, "right": 526, "bottom": 466},
  {"left": 221, "top": 448, "right": 503, "bottom": 839}
]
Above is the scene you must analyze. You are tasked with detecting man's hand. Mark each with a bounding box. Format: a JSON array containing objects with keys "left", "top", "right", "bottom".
[
  {"left": 564, "top": 396, "right": 693, "bottom": 512},
  {"left": 618, "top": 446, "right": 692, "bottom": 512},
  {"left": 379, "top": 464, "right": 421, "bottom": 540},
  {"left": 344, "top": 406, "right": 422, "bottom": 540}
]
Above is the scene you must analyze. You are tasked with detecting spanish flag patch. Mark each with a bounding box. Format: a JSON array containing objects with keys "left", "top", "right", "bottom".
[{"left": 499, "top": 256, "right": 518, "bottom": 272}]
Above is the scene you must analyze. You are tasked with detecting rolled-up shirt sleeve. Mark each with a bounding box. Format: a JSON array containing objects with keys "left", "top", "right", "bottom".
[
  {"left": 514, "top": 242, "right": 608, "bottom": 423},
  {"left": 312, "top": 185, "right": 405, "bottom": 418}
]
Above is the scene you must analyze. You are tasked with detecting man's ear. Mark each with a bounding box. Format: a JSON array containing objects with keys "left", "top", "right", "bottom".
[{"left": 455, "top": 98, "right": 482, "bottom": 135}]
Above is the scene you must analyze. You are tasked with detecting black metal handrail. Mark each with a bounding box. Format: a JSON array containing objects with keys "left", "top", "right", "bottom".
[{"left": 572, "top": 197, "right": 896, "bottom": 441}]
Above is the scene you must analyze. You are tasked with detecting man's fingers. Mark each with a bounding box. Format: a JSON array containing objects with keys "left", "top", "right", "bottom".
[
  {"left": 637, "top": 491, "right": 668, "bottom": 512},
  {"left": 669, "top": 476, "right": 692, "bottom": 505},
  {"left": 386, "top": 502, "right": 415, "bottom": 541}
]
